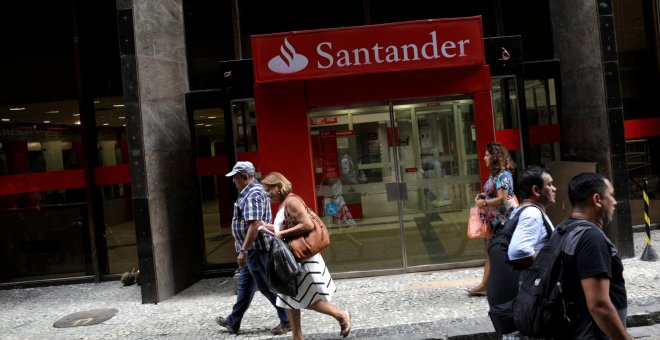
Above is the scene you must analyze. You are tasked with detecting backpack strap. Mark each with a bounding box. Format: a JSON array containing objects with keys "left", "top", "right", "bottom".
[
  {"left": 515, "top": 203, "right": 553, "bottom": 236},
  {"left": 540, "top": 211, "right": 553, "bottom": 236},
  {"left": 491, "top": 204, "right": 554, "bottom": 254}
]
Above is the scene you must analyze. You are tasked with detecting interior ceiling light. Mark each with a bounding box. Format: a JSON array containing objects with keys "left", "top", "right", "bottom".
[
  {"left": 1, "top": 118, "right": 10, "bottom": 122},
  {"left": 112, "top": 104, "right": 125, "bottom": 107},
  {"left": 43, "top": 120, "right": 51, "bottom": 123},
  {"left": 9, "top": 107, "right": 25, "bottom": 111},
  {"left": 45, "top": 110, "right": 59, "bottom": 114},
  {"left": 73, "top": 113, "right": 80, "bottom": 116},
  {"left": 75, "top": 121, "right": 81, "bottom": 125},
  {"left": 118, "top": 116, "right": 126, "bottom": 119},
  {"left": 94, "top": 100, "right": 100, "bottom": 104},
  {"left": 208, "top": 116, "right": 216, "bottom": 119},
  {"left": 102, "top": 123, "right": 109, "bottom": 126}
]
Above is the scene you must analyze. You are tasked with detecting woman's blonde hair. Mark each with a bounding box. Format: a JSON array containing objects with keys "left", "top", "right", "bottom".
[{"left": 261, "top": 171, "right": 293, "bottom": 196}]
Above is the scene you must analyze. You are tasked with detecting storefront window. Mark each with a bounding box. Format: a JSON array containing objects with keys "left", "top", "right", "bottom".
[
  {"left": 0, "top": 104, "right": 90, "bottom": 283},
  {"left": 234, "top": 101, "right": 258, "bottom": 153},
  {"left": 491, "top": 77, "right": 524, "bottom": 169},
  {"left": 524, "top": 79, "right": 560, "bottom": 166},
  {"left": 193, "top": 98, "right": 258, "bottom": 268},
  {"left": 2, "top": 1, "right": 126, "bottom": 284},
  {"left": 309, "top": 98, "right": 484, "bottom": 273},
  {"left": 94, "top": 97, "right": 136, "bottom": 274}
]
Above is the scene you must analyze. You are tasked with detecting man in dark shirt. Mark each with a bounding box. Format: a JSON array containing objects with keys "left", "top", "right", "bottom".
[{"left": 559, "top": 172, "right": 629, "bottom": 339}]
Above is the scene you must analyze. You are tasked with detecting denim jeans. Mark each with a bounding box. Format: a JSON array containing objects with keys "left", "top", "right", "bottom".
[{"left": 225, "top": 249, "right": 289, "bottom": 331}]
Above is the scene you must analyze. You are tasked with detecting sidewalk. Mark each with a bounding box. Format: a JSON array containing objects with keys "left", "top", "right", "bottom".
[{"left": 1, "top": 229, "right": 659, "bottom": 340}]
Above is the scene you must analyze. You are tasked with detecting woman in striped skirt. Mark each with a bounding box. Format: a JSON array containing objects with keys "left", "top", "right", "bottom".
[{"left": 261, "top": 172, "right": 352, "bottom": 339}]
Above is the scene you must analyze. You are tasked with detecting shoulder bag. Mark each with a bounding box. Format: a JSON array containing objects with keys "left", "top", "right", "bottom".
[{"left": 283, "top": 194, "right": 331, "bottom": 260}]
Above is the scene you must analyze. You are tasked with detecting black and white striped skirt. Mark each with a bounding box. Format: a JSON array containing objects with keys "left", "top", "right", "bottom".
[{"left": 276, "top": 253, "right": 337, "bottom": 309}]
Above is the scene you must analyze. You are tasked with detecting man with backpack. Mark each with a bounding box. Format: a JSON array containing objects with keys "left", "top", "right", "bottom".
[
  {"left": 487, "top": 165, "right": 556, "bottom": 337},
  {"left": 550, "top": 172, "right": 628, "bottom": 339}
]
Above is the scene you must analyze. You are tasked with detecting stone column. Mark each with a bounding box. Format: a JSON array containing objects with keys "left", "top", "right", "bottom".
[
  {"left": 549, "top": 0, "right": 633, "bottom": 257},
  {"left": 116, "top": 0, "right": 205, "bottom": 303}
]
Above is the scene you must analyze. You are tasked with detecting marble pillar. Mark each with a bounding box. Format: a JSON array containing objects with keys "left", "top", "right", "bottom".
[
  {"left": 549, "top": 0, "right": 633, "bottom": 257},
  {"left": 116, "top": 0, "right": 205, "bottom": 303}
]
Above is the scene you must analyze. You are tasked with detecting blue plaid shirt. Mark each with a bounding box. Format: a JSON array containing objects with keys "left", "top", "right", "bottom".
[{"left": 231, "top": 179, "right": 272, "bottom": 252}]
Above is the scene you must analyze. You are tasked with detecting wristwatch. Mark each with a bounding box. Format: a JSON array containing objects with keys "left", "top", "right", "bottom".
[{"left": 239, "top": 248, "right": 248, "bottom": 255}]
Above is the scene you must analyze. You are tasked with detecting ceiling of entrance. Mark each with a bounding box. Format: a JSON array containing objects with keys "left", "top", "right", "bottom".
[{"left": 1, "top": 97, "right": 226, "bottom": 138}]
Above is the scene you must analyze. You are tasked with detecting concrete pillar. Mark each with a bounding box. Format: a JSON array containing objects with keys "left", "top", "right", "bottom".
[
  {"left": 116, "top": 0, "right": 205, "bottom": 303},
  {"left": 549, "top": 0, "right": 633, "bottom": 257}
]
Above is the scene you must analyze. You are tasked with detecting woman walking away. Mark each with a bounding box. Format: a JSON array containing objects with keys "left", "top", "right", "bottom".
[
  {"left": 467, "top": 142, "right": 517, "bottom": 296},
  {"left": 261, "top": 172, "right": 352, "bottom": 339}
]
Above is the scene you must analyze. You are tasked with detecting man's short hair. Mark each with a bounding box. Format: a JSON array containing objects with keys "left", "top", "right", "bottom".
[
  {"left": 568, "top": 172, "right": 608, "bottom": 208},
  {"left": 518, "top": 165, "right": 548, "bottom": 200}
]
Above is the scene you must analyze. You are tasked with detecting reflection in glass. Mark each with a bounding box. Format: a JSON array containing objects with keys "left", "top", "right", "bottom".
[
  {"left": 195, "top": 99, "right": 259, "bottom": 267},
  {"left": 524, "top": 79, "right": 560, "bottom": 165},
  {"left": 309, "top": 99, "right": 485, "bottom": 272}
]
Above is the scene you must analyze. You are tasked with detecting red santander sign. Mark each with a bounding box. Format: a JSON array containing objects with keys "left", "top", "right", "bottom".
[{"left": 252, "top": 17, "right": 484, "bottom": 84}]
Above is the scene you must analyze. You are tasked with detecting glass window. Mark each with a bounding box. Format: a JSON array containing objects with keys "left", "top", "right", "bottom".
[
  {"left": 0, "top": 3, "right": 92, "bottom": 283},
  {"left": 309, "top": 98, "right": 484, "bottom": 272},
  {"left": 193, "top": 98, "right": 258, "bottom": 268},
  {"left": 184, "top": 0, "right": 236, "bottom": 89},
  {"left": 524, "top": 78, "right": 560, "bottom": 166},
  {"left": 95, "top": 97, "right": 136, "bottom": 274},
  {"left": 491, "top": 77, "right": 524, "bottom": 170}
]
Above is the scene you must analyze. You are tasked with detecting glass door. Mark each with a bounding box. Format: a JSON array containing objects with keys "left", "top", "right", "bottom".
[
  {"left": 394, "top": 99, "right": 483, "bottom": 268},
  {"left": 311, "top": 104, "right": 404, "bottom": 273},
  {"left": 309, "top": 97, "right": 484, "bottom": 273}
]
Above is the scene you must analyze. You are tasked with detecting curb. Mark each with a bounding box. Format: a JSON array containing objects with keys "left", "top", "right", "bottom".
[{"left": 298, "top": 308, "right": 660, "bottom": 339}]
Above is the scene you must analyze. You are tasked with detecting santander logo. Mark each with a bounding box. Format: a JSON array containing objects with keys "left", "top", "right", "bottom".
[
  {"left": 266, "top": 33, "right": 471, "bottom": 76},
  {"left": 267, "top": 38, "right": 309, "bottom": 74}
]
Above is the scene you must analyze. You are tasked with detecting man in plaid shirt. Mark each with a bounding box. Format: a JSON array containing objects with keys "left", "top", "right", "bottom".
[{"left": 215, "top": 161, "right": 290, "bottom": 335}]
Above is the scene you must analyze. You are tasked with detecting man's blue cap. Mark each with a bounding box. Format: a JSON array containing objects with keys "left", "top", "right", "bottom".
[{"left": 225, "top": 161, "right": 255, "bottom": 177}]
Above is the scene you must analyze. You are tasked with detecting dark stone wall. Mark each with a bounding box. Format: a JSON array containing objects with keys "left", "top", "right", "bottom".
[
  {"left": 549, "top": 0, "right": 633, "bottom": 257},
  {"left": 116, "top": 0, "right": 205, "bottom": 303}
]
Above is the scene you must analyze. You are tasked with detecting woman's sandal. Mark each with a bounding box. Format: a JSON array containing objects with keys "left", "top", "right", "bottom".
[
  {"left": 466, "top": 287, "right": 487, "bottom": 297},
  {"left": 339, "top": 311, "right": 352, "bottom": 338}
]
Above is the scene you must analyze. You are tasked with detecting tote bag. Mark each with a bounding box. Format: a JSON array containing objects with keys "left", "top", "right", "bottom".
[{"left": 467, "top": 206, "right": 492, "bottom": 238}]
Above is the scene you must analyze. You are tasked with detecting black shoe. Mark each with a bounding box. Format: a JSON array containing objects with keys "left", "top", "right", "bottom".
[
  {"left": 215, "top": 316, "right": 237, "bottom": 334},
  {"left": 271, "top": 322, "right": 291, "bottom": 335}
]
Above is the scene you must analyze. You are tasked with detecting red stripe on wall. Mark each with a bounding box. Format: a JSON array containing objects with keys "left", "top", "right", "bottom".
[
  {"left": 495, "top": 129, "right": 521, "bottom": 151},
  {"left": 625, "top": 118, "right": 660, "bottom": 139},
  {"left": 528, "top": 124, "right": 561, "bottom": 145},
  {"left": 0, "top": 169, "right": 86, "bottom": 195},
  {"left": 93, "top": 164, "right": 131, "bottom": 185}
]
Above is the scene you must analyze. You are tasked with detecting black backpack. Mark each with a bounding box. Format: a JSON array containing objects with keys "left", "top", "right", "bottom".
[
  {"left": 487, "top": 205, "right": 552, "bottom": 334},
  {"left": 511, "top": 219, "right": 586, "bottom": 337}
]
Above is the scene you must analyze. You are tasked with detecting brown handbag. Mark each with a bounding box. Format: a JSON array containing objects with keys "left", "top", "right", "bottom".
[{"left": 282, "top": 194, "right": 330, "bottom": 260}]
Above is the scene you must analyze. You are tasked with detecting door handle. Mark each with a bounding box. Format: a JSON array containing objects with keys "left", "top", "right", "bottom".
[{"left": 385, "top": 182, "right": 408, "bottom": 201}]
